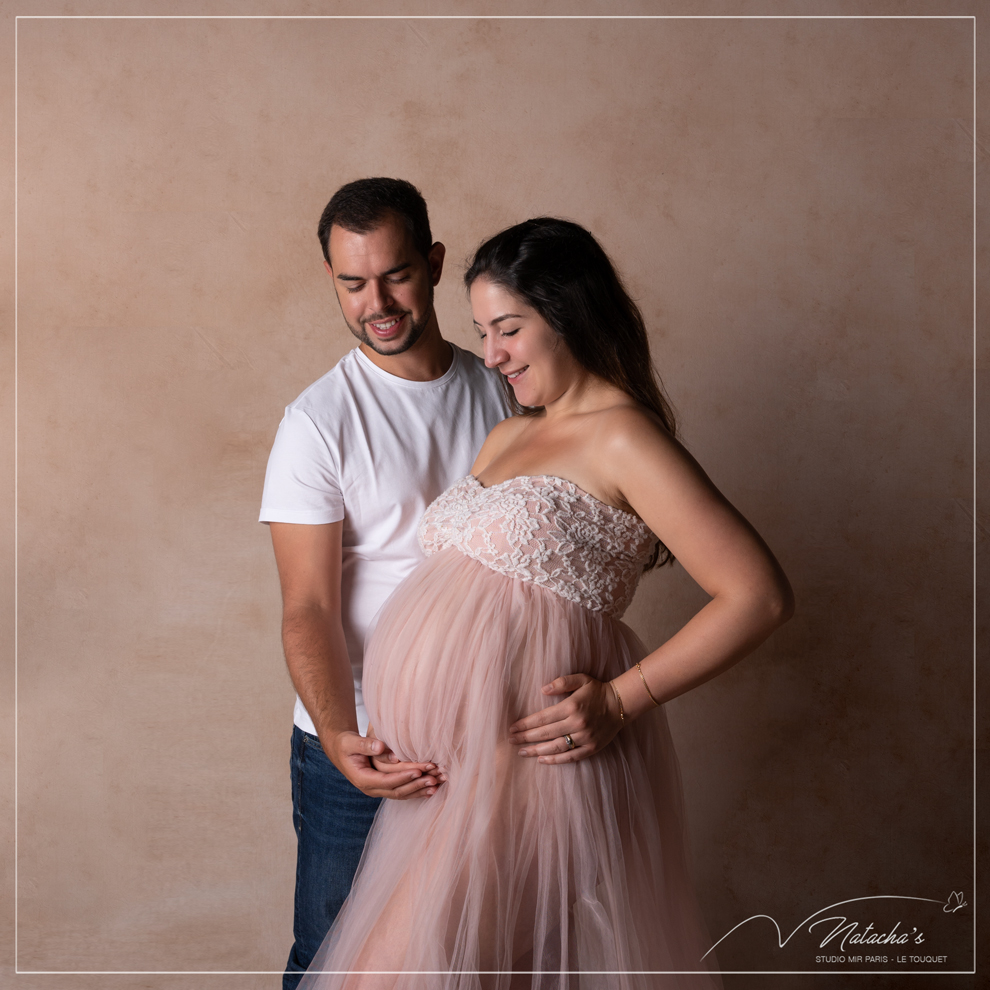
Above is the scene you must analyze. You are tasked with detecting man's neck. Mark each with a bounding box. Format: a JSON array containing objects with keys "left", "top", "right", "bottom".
[{"left": 359, "top": 320, "right": 454, "bottom": 382}]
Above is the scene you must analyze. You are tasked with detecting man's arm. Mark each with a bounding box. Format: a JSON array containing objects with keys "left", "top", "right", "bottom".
[{"left": 269, "top": 521, "right": 439, "bottom": 799}]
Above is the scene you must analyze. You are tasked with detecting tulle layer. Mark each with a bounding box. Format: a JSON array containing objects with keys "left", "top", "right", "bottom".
[{"left": 300, "top": 549, "right": 722, "bottom": 990}]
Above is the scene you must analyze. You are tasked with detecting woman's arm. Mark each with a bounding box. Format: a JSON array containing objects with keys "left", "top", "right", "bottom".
[{"left": 510, "top": 407, "right": 794, "bottom": 763}]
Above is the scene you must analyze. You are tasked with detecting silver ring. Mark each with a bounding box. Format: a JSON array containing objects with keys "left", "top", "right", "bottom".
[{"left": 564, "top": 734, "right": 576, "bottom": 750}]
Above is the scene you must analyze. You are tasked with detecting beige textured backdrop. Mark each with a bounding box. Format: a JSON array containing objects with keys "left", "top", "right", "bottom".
[{"left": 2, "top": 4, "right": 985, "bottom": 989}]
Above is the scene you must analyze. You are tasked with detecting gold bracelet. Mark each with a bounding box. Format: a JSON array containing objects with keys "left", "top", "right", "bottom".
[
  {"left": 636, "top": 661, "right": 661, "bottom": 708},
  {"left": 610, "top": 681, "right": 625, "bottom": 725}
]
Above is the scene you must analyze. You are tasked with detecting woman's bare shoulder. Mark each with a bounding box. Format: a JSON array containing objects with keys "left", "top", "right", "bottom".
[
  {"left": 591, "top": 403, "right": 678, "bottom": 457},
  {"left": 588, "top": 402, "right": 714, "bottom": 504}
]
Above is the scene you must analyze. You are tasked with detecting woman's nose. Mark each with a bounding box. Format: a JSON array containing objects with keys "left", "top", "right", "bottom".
[{"left": 483, "top": 335, "right": 508, "bottom": 369}]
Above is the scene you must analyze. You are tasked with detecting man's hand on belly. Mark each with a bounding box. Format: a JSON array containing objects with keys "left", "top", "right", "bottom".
[
  {"left": 325, "top": 729, "right": 443, "bottom": 800},
  {"left": 368, "top": 725, "right": 448, "bottom": 786}
]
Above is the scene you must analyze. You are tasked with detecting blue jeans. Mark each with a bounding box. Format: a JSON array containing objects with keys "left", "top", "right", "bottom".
[{"left": 283, "top": 726, "right": 381, "bottom": 990}]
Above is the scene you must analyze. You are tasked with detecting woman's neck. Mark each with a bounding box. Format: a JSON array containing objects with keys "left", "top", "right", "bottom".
[{"left": 541, "top": 369, "right": 632, "bottom": 421}]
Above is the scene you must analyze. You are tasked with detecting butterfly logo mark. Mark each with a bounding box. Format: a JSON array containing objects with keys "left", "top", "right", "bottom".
[{"left": 943, "top": 891, "right": 967, "bottom": 914}]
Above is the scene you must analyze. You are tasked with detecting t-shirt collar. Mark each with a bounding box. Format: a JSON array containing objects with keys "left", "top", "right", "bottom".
[{"left": 354, "top": 342, "right": 461, "bottom": 389}]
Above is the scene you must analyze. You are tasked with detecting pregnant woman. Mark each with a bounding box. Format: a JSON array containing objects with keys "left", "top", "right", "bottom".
[{"left": 299, "top": 218, "right": 793, "bottom": 989}]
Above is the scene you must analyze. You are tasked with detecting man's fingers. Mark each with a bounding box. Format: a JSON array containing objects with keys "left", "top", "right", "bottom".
[
  {"left": 351, "top": 766, "right": 419, "bottom": 790},
  {"left": 356, "top": 766, "right": 445, "bottom": 799},
  {"left": 372, "top": 757, "right": 428, "bottom": 774},
  {"left": 382, "top": 771, "right": 441, "bottom": 799},
  {"left": 380, "top": 759, "right": 437, "bottom": 774},
  {"left": 392, "top": 776, "right": 439, "bottom": 799},
  {"left": 347, "top": 735, "right": 385, "bottom": 756}
]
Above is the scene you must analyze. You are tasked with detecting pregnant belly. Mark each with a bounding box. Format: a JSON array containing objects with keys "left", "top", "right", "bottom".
[
  {"left": 363, "top": 548, "right": 632, "bottom": 768},
  {"left": 362, "top": 550, "right": 518, "bottom": 766}
]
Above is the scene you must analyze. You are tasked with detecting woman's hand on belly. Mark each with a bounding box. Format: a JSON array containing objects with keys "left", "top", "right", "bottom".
[{"left": 508, "top": 673, "right": 623, "bottom": 764}]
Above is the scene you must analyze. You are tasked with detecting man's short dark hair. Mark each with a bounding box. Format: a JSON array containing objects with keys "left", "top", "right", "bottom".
[{"left": 318, "top": 177, "right": 433, "bottom": 265}]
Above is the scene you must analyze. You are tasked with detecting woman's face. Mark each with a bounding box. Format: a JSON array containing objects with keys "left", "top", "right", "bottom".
[{"left": 470, "top": 278, "right": 583, "bottom": 408}]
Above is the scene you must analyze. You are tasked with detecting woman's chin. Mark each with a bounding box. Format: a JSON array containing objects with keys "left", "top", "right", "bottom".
[{"left": 510, "top": 386, "right": 541, "bottom": 407}]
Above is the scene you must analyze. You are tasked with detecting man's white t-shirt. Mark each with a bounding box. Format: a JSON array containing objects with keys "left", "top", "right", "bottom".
[{"left": 260, "top": 343, "right": 509, "bottom": 736}]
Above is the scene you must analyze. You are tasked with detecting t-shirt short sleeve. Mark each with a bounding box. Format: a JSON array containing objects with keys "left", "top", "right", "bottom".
[{"left": 259, "top": 406, "right": 345, "bottom": 525}]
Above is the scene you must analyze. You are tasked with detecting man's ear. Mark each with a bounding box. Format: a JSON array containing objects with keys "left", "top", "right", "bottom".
[
  {"left": 428, "top": 242, "right": 446, "bottom": 287},
  {"left": 323, "top": 260, "right": 333, "bottom": 275}
]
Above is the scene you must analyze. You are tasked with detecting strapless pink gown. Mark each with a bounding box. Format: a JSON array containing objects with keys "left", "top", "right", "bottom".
[{"left": 300, "top": 476, "right": 722, "bottom": 989}]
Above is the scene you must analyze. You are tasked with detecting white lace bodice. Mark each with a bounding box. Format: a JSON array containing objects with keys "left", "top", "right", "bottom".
[{"left": 418, "top": 475, "right": 657, "bottom": 618}]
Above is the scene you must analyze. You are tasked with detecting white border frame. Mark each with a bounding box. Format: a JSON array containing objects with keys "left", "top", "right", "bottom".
[{"left": 12, "top": 12, "right": 978, "bottom": 978}]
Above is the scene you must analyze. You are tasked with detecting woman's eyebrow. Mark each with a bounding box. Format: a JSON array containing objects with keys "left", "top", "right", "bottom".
[{"left": 472, "top": 313, "right": 525, "bottom": 327}]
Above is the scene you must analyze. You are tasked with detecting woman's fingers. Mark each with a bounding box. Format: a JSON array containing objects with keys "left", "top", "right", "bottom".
[
  {"left": 541, "top": 672, "right": 592, "bottom": 695},
  {"left": 516, "top": 680, "right": 622, "bottom": 762},
  {"left": 536, "top": 742, "right": 595, "bottom": 765},
  {"left": 510, "top": 716, "right": 576, "bottom": 745},
  {"left": 509, "top": 673, "right": 594, "bottom": 734},
  {"left": 510, "top": 701, "right": 590, "bottom": 744},
  {"left": 518, "top": 730, "right": 586, "bottom": 758},
  {"left": 508, "top": 701, "right": 569, "bottom": 737}
]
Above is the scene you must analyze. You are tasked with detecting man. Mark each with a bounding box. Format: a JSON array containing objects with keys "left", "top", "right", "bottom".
[{"left": 259, "top": 178, "right": 508, "bottom": 988}]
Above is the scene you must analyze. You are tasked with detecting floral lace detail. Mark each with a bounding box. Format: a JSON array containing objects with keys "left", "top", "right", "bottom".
[{"left": 418, "top": 475, "right": 657, "bottom": 619}]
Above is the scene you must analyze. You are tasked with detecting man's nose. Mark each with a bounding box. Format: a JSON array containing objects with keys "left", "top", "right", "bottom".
[
  {"left": 483, "top": 335, "right": 507, "bottom": 369},
  {"left": 367, "top": 279, "right": 394, "bottom": 314}
]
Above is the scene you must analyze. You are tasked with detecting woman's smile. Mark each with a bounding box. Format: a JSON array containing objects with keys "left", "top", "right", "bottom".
[{"left": 470, "top": 277, "right": 586, "bottom": 409}]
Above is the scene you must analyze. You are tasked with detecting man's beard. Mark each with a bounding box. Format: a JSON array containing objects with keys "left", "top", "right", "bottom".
[{"left": 348, "top": 290, "right": 434, "bottom": 357}]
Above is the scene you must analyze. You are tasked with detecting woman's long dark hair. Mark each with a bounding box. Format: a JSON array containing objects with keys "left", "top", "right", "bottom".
[{"left": 464, "top": 217, "right": 677, "bottom": 568}]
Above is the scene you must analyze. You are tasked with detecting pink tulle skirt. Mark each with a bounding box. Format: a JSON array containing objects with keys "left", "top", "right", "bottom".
[{"left": 300, "top": 549, "right": 722, "bottom": 989}]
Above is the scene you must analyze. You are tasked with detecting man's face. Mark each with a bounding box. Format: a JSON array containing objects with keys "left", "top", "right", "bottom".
[{"left": 326, "top": 215, "right": 443, "bottom": 356}]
